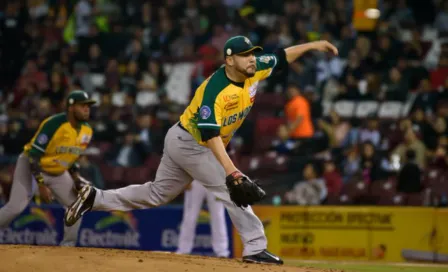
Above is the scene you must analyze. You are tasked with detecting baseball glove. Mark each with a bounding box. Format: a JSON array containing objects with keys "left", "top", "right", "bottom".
[{"left": 225, "top": 171, "right": 266, "bottom": 208}]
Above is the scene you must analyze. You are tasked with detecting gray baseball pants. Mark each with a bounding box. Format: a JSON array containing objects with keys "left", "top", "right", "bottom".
[
  {"left": 92, "top": 123, "right": 267, "bottom": 256},
  {"left": 0, "top": 153, "right": 82, "bottom": 246}
]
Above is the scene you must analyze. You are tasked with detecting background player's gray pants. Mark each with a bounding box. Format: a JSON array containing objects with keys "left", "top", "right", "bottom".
[
  {"left": 93, "top": 124, "right": 267, "bottom": 256},
  {"left": 0, "top": 153, "right": 82, "bottom": 246}
]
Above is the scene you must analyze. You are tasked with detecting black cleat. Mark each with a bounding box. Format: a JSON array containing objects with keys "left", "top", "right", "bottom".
[
  {"left": 242, "top": 250, "right": 284, "bottom": 265},
  {"left": 64, "top": 185, "right": 96, "bottom": 226}
]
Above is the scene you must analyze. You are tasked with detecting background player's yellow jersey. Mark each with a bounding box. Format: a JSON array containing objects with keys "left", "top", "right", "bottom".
[
  {"left": 180, "top": 54, "right": 278, "bottom": 146},
  {"left": 23, "top": 113, "right": 93, "bottom": 175}
]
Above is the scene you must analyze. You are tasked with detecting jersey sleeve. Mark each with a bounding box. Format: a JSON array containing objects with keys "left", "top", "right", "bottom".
[
  {"left": 256, "top": 54, "right": 278, "bottom": 80},
  {"left": 28, "top": 117, "right": 63, "bottom": 156},
  {"left": 196, "top": 72, "right": 228, "bottom": 130},
  {"left": 197, "top": 96, "right": 224, "bottom": 130},
  {"left": 256, "top": 49, "right": 288, "bottom": 80}
]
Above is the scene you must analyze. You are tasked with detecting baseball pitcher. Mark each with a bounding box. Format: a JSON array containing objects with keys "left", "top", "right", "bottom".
[
  {"left": 0, "top": 91, "right": 96, "bottom": 246},
  {"left": 65, "top": 37, "right": 338, "bottom": 263}
]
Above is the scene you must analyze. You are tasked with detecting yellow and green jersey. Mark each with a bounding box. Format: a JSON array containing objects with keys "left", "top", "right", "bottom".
[
  {"left": 24, "top": 113, "right": 93, "bottom": 175},
  {"left": 180, "top": 54, "right": 278, "bottom": 146}
]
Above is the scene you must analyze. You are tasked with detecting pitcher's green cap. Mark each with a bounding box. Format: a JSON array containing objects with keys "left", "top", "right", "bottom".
[
  {"left": 66, "top": 90, "right": 96, "bottom": 107},
  {"left": 223, "top": 36, "right": 263, "bottom": 57}
]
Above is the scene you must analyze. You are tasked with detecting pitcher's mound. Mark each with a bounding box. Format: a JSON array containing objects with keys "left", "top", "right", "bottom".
[{"left": 0, "top": 245, "right": 329, "bottom": 272}]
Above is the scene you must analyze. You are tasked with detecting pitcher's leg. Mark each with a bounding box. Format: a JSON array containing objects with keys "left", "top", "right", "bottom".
[
  {"left": 206, "top": 188, "right": 230, "bottom": 257},
  {"left": 45, "top": 172, "right": 82, "bottom": 247},
  {"left": 176, "top": 180, "right": 206, "bottom": 254},
  {"left": 204, "top": 184, "right": 266, "bottom": 256},
  {"left": 93, "top": 154, "right": 191, "bottom": 211},
  {"left": 167, "top": 136, "right": 267, "bottom": 257},
  {"left": 0, "top": 154, "right": 33, "bottom": 227}
]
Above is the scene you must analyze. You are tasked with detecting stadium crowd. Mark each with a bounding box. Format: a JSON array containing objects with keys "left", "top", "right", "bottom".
[{"left": 0, "top": 0, "right": 447, "bottom": 206}]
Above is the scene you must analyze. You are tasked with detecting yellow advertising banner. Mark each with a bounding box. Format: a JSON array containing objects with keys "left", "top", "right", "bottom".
[
  {"left": 369, "top": 207, "right": 436, "bottom": 262},
  {"left": 434, "top": 209, "right": 448, "bottom": 263},
  {"left": 233, "top": 206, "right": 448, "bottom": 263}
]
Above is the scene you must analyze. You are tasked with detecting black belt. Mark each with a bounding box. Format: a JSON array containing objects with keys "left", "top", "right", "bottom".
[{"left": 178, "top": 122, "right": 189, "bottom": 133}]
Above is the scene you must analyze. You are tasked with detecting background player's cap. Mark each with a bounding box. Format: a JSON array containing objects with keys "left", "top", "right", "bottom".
[
  {"left": 223, "top": 36, "right": 263, "bottom": 58},
  {"left": 66, "top": 90, "right": 96, "bottom": 107}
]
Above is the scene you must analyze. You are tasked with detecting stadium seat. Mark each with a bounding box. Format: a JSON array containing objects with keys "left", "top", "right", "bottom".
[
  {"left": 253, "top": 135, "right": 276, "bottom": 153},
  {"left": 429, "top": 173, "right": 448, "bottom": 198},
  {"left": 406, "top": 192, "right": 424, "bottom": 206},
  {"left": 238, "top": 155, "right": 260, "bottom": 173},
  {"left": 254, "top": 93, "right": 286, "bottom": 109},
  {"left": 333, "top": 100, "right": 355, "bottom": 118},
  {"left": 99, "top": 164, "right": 125, "bottom": 189},
  {"left": 136, "top": 91, "right": 160, "bottom": 107},
  {"left": 370, "top": 179, "right": 397, "bottom": 195},
  {"left": 98, "top": 142, "right": 112, "bottom": 156},
  {"left": 145, "top": 154, "right": 162, "bottom": 178},
  {"left": 327, "top": 194, "right": 354, "bottom": 205},
  {"left": 123, "top": 167, "right": 151, "bottom": 184},
  {"left": 111, "top": 92, "right": 126, "bottom": 107},
  {"left": 368, "top": 179, "right": 397, "bottom": 204},
  {"left": 255, "top": 117, "right": 284, "bottom": 136},
  {"left": 377, "top": 192, "right": 406, "bottom": 206},
  {"left": 377, "top": 101, "right": 404, "bottom": 119},
  {"left": 91, "top": 92, "right": 102, "bottom": 107},
  {"left": 340, "top": 179, "right": 369, "bottom": 202},
  {"left": 422, "top": 167, "right": 445, "bottom": 188},
  {"left": 90, "top": 74, "right": 105, "bottom": 88},
  {"left": 355, "top": 101, "right": 379, "bottom": 118}
]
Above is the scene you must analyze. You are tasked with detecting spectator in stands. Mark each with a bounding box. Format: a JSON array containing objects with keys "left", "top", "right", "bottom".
[
  {"left": 323, "top": 159, "right": 343, "bottom": 198},
  {"left": 342, "top": 146, "right": 361, "bottom": 183},
  {"left": 87, "top": 43, "right": 106, "bottom": 73},
  {"left": 125, "top": 39, "right": 148, "bottom": 71},
  {"left": 414, "top": 79, "right": 439, "bottom": 115},
  {"left": 75, "top": 0, "right": 95, "bottom": 38},
  {"left": 104, "top": 59, "right": 120, "bottom": 89},
  {"left": 380, "top": 67, "right": 409, "bottom": 101},
  {"left": 425, "top": 117, "right": 448, "bottom": 156},
  {"left": 270, "top": 125, "right": 298, "bottom": 156},
  {"left": 284, "top": 163, "right": 328, "bottom": 205},
  {"left": 435, "top": 1, "right": 448, "bottom": 33},
  {"left": 284, "top": 84, "right": 314, "bottom": 142},
  {"left": 105, "top": 129, "right": 151, "bottom": 167},
  {"left": 78, "top": 155, "right": 105, "bottom": 190},
  {"left": 120, "top": 61, "right": 141, "bottom": 97},
  {"left": 392, "top": 128, "right": 427, "bottom": 169},
  {"left": 360, "top": 141, "right": 385, "bottom": 183},
  {"left": 134, "top": 113, "right": 162, "bottom": 154},
  {"left": 397, "top": 149, "right": 422, "bottom": 194},
  {"left": 328, "top": 110, "right": 351, "bottom": 148},
  {"left": 359, "top": 116, "right": 381, "bottom": 147},
  {"left": 316, "top": 51, "right": 344, "bottom": 86},
  {"left": 41, "top": 71, "right": 67, "bottom": 109}
]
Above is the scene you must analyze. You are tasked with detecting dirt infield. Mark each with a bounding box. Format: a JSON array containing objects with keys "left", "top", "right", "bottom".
[{"left": 0, "top": 245, "right": 335, "bottom": 272}]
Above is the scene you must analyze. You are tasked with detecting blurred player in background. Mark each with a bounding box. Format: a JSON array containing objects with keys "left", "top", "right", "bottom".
[
  {"left": 177, "top": 144, "right": 237, "bottom": 257},
  {"left": 0, "top": 91, "right": 96, "bottom": 246},
  {"left": 176, "top": 180, "right": 230, "bottom": 258}
]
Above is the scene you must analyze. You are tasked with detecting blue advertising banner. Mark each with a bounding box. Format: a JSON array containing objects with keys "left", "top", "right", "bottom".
[{"left": 0, "top": 204, "right": 233, "bottom": 257}]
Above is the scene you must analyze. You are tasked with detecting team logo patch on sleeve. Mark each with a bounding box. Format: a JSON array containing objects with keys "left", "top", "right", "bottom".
[
  {"left": 200, "top": 106, "right": 211, "bottom": 119},
  {"left": 37, "top": 134, "right": 48, "bottom": 145},
  {"left": 259, "top": 55, "right": 274, "bottom": 64}
]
